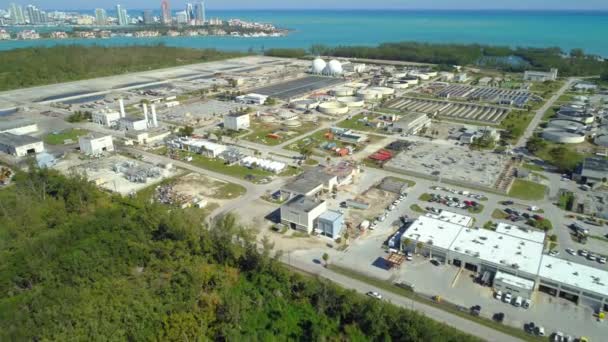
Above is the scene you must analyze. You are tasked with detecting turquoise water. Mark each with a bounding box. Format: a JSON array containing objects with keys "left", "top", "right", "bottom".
[{"left": 2, "top": 10, "right": 608, "bottom": 56}]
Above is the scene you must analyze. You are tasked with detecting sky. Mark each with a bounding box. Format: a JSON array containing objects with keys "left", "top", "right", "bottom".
[{"left": 5, "top": 0, "right": 608, "bottom": 11}]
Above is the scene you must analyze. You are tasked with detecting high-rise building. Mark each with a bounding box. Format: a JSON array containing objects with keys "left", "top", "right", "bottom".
[
  {"left": 176, "top": 11, "right": 187, "bottom": 25},
  {"left": 142, "top": 10, "right": 154, "bottom": 25},
  {"left": 116, "top": 5, "right": 128, "bottom": 26},
  {"left": 160, "top": 0, "right": 171, "bottom": 25},
  {"left": 95, "top": 8, "right": 107, "bottom": 25},
  {"left": 194, "top": 1, "right": 205, "bottom": 25},
  {"left": 26, "top": 5, "right": 43, "bottom": 24},
  {"left": 9, "top": 3, "right": 26, "bottom": 24},
  {"left": 186, "top": 3, "right": 195, "bottom": 25}
]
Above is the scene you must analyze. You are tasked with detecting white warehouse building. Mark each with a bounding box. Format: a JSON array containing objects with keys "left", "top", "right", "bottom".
[
  {"left": 224, "top": 112, "right": 250, "bottom": 131},
  {"left": 401, "top": 213, "right": 608, "bottom": 311},
  {"left": 0, "top": 133, "right": 44, "bottom": 157},
  {"left": 78, "top": 134, "right": 114, "bottom": 155}
]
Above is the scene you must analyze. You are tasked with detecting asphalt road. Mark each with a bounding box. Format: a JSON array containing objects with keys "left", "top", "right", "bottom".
[{"left": 285, "top": 256, "right": 523, "bottom": 342}]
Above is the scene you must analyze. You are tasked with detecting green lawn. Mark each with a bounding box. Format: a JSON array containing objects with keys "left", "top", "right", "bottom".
[
  {"left": 286, "top": 129, "right": 384, "bottom": 156},
  {"left": 522, "top": 163, "right": 544, "bottom": 172},
  {"left": 410, "top": 204, "right": 425, "bottom": 213},
  {"left": 419, "top": 193, "right": 433, "bottom": 201},
  {"left": 530, "top": 80, "right": 565, "bottom": 96},
  {"left": 327, "top": 264, "right": 543, "bottom": 342},
  {"left": 213, "top": 182, "right": 247, "bottom": 199},
  {"left": 386, "top": 176, "right": 416, "bottom": 188},
  {"left": 498, "top": 110, "right": 535, "bottom": 143},
  {"left": 508, "top": 179, "right": 547, "bottom": 200},
  {"left": 337, "top": 113, "right": 383, "bottom": 132},
  {"left": 492, "top": 209, "right": 509, "bottom": 219},
  {"left": 533, "top": 142, "right": 587, "bottom": 172},
  {"left": 44, "top": 128, "right": 89, "bottom": 145},
  {"left": 468, "top": 204, "right": 485, "bottom": 214},
  {"left": 242, "top": 121, "right": 318, "bottom": 146}
]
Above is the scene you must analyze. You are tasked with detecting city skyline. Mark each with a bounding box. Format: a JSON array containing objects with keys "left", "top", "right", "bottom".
[{"left": 3, "top": 0, "right": 608, "bottom": 10}]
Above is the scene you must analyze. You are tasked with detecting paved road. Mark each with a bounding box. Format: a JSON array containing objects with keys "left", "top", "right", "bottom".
[
  {"left": 515, "top": 78, "right": 576, "bottom": 148},
  {"left": 284, "top": 255, "right": 522, "bottom": 342}
]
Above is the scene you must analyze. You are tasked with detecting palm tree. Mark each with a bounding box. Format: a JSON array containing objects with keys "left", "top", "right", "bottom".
[
  {"left": 402, "top": 238, "right": 412, "bottom": 252},
  {"left": 415, "top": 242, "right": 424, "bottom": 255}
]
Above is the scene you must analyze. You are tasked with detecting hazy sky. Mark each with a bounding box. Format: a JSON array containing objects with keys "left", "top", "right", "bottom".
[{"left": 5, "top": 0, "right": 608, "bottom": 10}]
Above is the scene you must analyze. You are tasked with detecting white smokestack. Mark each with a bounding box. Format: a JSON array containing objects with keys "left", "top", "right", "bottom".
[
  {"left": 143, "top": 103, "right": 149, "bottom": 127},
  {"left": 151, "top": 104, "right": 158, "bottom": 128},
  {"left": 119, "top": 98, "right": 125, "bottom": 118}
]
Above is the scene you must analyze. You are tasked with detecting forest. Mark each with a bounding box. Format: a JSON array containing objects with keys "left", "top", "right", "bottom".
[
  {"left": 0, "top": 45, "right": 244, "bottom": 91},
  {"left": 0, "top": 167, "right": 480, "bottom": 341},
  {"left": 309, "top": 42, "right": 608, "bottom": 76}
]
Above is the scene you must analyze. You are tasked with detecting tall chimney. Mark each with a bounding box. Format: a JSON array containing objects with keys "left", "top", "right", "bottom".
[
  {"left": 143, "top": 103, "right": 149, "bottom": 127},
  {"left": 119, "top": 98, "right": 126, "bottom": 118},
  {"left": 151, "top": 104, "right": 158, "bottom": 128}
]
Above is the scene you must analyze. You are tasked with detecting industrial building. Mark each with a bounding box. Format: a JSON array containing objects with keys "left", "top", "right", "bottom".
[
  {"left": 524, "top": 68, "right": 558, "bottom": 82},
  {"left": 168, "top": 138, "right": 227, "bottom": 158},
  {"left": 125, "top": 130, "right": 171, "bottom": 145},
  {"left": 0, "top": 132, "right": 44, "bottom": 157},
  {"left": 280, "top": 195, "right": 327, "bottom": 233},
  {"left": 573, "top": 157, "right": 608, "bottom": 184},
  {"left": 392, "top": 112, "right": 431, "bottom": 134},
  {"left": 401, "top": 213, "right": 608, "bottom": 310},
  {"left": 93, "top": 108, "right": 122, "bottom": 127},
  {"left": 224, "top": 112, "right": 250, "bottom": 131},
  {"left": 78, "top": 134, "right": 114, "bottom": 155},
  {"left": 236, "top": 93, "right": 268, "bottom": 105},
  {"left": 0, "top": 121, "right": 38, "bottom": 135},
  {"left": 316, "top": 210, "right": 345, "bottom": 239}
]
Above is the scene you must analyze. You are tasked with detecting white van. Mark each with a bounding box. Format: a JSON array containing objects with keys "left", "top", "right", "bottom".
[{"left": 514, "top": 296, "right": 523, "bottom": 307}]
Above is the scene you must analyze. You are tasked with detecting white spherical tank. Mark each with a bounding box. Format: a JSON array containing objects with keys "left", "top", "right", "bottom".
[
  {"left": 311, "top": 58, "right": 326, "bottom": 74},
  {"left": 323, "top": 60, "right": 343, "bottom": 75}
]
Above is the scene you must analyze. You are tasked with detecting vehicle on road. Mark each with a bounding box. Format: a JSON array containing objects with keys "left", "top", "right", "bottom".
[
  {"left": 493, "top": 312, "right": 505, "bottom": 323},
  {"left": 502, "top": 200, "right": 514, "bottom": 205},
  {"left": 366, "top": 291, "right": 382, "bottom": 300}
]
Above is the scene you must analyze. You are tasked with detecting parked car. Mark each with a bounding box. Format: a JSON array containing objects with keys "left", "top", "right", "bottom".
[
  {"left": 503, "top": 201, "right": 514, "bottom": 206},
  {"left": 566, "top": 248, "right": 575, "bottom": 255},
  {"left": 494, "top": 290, "right": 503, "bottom": 300},
  {"left": 535, "top": 326, "right": 545, "bottom": 336},
  {"left": 503, "top": 293, "right": 512, "bottom": 303},
  {"left": 405, "top": 252, "right": 413, "bottom": 261},
  {"left": 366, "top": 291, "right": 382, "bottom": 300},
  {"left": 552, "top": 331, "right": 564, "bottom": 342},
  {"left": 587, "top": 254, "right": 597, "bottom": 261},
  {"left": 598, "top": 257, "right": 607, "bottom": 264},
  {"left": 525, "top": 322, "right": 536, "bottom": 334},
  {"left": 470, "top": 305, "right": 482, "bottom": 316},
  {"left": 523, "top": 299, "right": 531, "bottom": 309},
  {"left": 514, "top": 296, "right": 523, "bottom": 307},
  {"left": 549, "top": 250, "right": 560, "bottom": 257},
  {"left": 579, "top": 249, "right": 589, "bottom": 257}
]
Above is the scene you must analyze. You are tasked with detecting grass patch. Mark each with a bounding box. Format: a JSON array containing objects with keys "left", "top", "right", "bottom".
[
  {"left": 242, "top": 121, "right": 319, "bottom": 146},
  {"left": 304, "top": 158, "right": 319, "bottom": 166},
  {"left": 44, "top": 128, "right": 89, "bottom": 145},
  {"left": 492, "top": 209, "right": 509, "bottom": 220},
  {"left": 533, "top": 141, "right": 587, "bottom": 173},
  {"left": 337, "top": 113, "right": 383, "bottom": 132},
  {"left": 530, "top": 80, "right": 565, "bottom": 96},
  {"left": 214, "top": 182, "right": 247, "bottom": 199},
  {"left": 590, "top": 235, "right": 608, "bottom": 244},
  {"left": 410, "top": 204, "right": 425, "bottom": 213},
  {"left": 468, "top": 204, "right": 485, "bottom": 214},
  {"left": 419, "top": 193, "right": 433, "bottom": 201},
  {"left": 522, "top": 163, "right": 544, "bottom": 172},
  {"left": 530, "top": 172, "right": 549, "bottom": 181},
  {"left": 558, "top": 191, "right": 575, "bottom": 211},
  {"left": 386, "top": 176, "right": 416, "bottom": 188},
  {"left": 498, "top": 110, "right": 535, "bottom": 144},
  {"left": 508, "top": 179, "right": 547, "bottom": 200},
  {"left": 279, "top": 166, "right": 302, "bottom": 177},
  {"left": 483, "top": 221, "right": 497, "bottom": 230},
  {"left": 327, "top": 264, "right": 542, "bottom": 342}
]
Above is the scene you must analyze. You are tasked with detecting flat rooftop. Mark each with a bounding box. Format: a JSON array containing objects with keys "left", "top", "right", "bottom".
[
  {"left": 495, "top": 223, "right": 546, "bottom": 244},
  {"left": 449, "top": 226, "right": 544, "bottom": 276},
  {"left": 282, "top": 167, "right": 336, "bottom": 195},
  {"left": 252, "top": 76, "right": 344, "bottom": 100},
  {"left": 495, "top": 270, "right": 535, "bottom": 291},
  {"left": 539, "top": 256, "right": 608, "bottom": 297},
  {"left": 283, "top": 195, "right": 325, "bottom": 213},
  {"left": 0, "top": 120, "right": 36, "bottom": 131},
  {"left": 0, "top": 132, "right": 41, "bottom": 146},
  {"left": 426, "top": 211, "right": 473, "bottom": 227},
  {"left": 319, "top": 210, "right": 343, "bottom": 222},
  {"left": 403, "top": 215, "right": 465, "bottom": 250}
]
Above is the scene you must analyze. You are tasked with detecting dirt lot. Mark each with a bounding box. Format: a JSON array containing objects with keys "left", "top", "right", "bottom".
[
  {"left": 173, "top": 173, "right": 246, "bottom": 200},
  {"left": 347, "top": 187, "right": 398, "bottom": 234}
]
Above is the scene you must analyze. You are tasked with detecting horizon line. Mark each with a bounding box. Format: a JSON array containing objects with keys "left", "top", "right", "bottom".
[{"left": 36, "top": 8, "right": 608, "bottom": 12}]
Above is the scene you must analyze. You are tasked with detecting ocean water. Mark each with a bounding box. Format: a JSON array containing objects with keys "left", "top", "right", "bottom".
[{"left": 1, "top": 10, "right": 608, "bottom": 56}]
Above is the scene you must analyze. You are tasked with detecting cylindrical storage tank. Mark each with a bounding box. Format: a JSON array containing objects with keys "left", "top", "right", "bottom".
[
  {"left": 595, "top": 134, "right": 608, "bottom": 147},
  {"left": 345, "top": 82, "right": 368, "bottom": 89},
  {"left": 318, "top": 101, "right": 349, "bottom": 115},
  {"left": 389, "top": 81, "right": 409, "bottom": 89},
  {"left": 290, "top": 99, "right": 320, "bottom": 111},
  {"left": 369, "top": 86, "right": 395, "bottom": 96},
  {"left": 541, "top": 130, "right": 586, "bottom": 144},
  {"left": 402, "top": 78, "right": 419, "bottom": 86},
  {"left": 357, "top": 88, "right": 383, "bottom": 101},
  {"left": 283, "top": 119, "right": 302, "bottom": 128},
  {"left": 331, "top": 87, "right": 355, "bottom": 97},
  {"left": 337, "top": 96, "right": 365, "bottom": 108}
]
